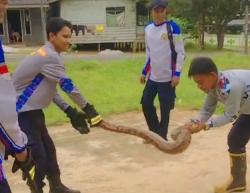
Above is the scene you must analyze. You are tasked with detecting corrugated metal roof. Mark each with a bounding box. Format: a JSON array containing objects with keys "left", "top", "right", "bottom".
[
  {"left": 10, "top": 0, "right": 48, "bottom": 5},
  {"left": 9, "top": 0, "right": 49, "bottom": 7}
]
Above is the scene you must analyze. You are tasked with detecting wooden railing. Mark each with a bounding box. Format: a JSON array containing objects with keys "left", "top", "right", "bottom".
[{"left": 71, "top": 26, "right": 137, "bottom": 44}]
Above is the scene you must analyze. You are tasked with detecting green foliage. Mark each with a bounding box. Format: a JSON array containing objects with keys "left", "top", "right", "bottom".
[
  {"left": 169, "top": 0, "right": 243, "bottom": 49},
  {"left": 170, "top": 16, "right": 195, "bottom": 36}
]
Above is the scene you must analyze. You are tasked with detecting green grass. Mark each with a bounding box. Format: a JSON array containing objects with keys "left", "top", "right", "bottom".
[
  {"left": 42, "top": 57, "right": 145, "bottom": 125},
  {"left": 8, "top": 50, "right": 250, "bottom": 125}
]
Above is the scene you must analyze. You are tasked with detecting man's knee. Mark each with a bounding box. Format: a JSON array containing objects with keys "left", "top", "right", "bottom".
[
  {"left": 142, "top": 102, "right": 156, "bottom": 114},
  {"left": 228, "top": 132, "right": 246, "bottom": 153},
  {"left": 43, "top": 136, "right": 57, "bottom": 160},
  {"left": 30, "top": 143, "right": 47, "bottom": 168}
]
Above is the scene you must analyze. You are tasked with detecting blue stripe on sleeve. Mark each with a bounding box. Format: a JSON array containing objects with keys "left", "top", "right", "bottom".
[{"left": 0, "top": 123, "right": 26, "bottom": 153}]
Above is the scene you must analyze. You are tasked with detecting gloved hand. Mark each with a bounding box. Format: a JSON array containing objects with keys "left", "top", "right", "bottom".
[
  {"left": 12, "top": 148, "right": 36, "bottom": 182},
  {"left": 65, "top": 106, "right": 90, "bottom": 134},
  {"left": 12, "top": 149, "right": 44, "bottom": 192},
  {"left": 4, "top": 147, "right": 14, "bottom": 160},
  {"left": 82, "top": 103, "right": 102, "bottom": 126}
]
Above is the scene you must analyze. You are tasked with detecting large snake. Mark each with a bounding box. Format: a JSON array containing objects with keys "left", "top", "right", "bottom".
[{"left": 98, "top": 120, "right": 194, "bottom": 154}]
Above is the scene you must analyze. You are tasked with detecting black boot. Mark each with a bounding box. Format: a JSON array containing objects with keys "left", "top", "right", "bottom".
[
  {"left": 48, "top": 175, "right": 81, "bottom": 193},
  {"left": 26, "top": 178, "right": 44, "bottom": 193},
  {"left": 214, "top": 153, "right": 247, "bottom": 193}
]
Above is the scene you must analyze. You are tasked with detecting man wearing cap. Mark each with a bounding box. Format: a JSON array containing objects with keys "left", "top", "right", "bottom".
[{"left": 140, "top": 0, "right": 185, "bottom": 141}]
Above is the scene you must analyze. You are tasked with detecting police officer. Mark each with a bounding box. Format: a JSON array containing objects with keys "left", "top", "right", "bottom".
[{"left": 12, "top": 18, "right": 102, "bottom": 193}]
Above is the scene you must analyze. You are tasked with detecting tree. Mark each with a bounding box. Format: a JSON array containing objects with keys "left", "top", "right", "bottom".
[
  {"left": 209, "top": 0, "right": 241, "bottom": 49},
  {"left": 191, "top": 0, "right": 212, "bottom": 49},
  {"left": 170, "top": 0, "right": 242, "bottom": 49},
  {"left": 139, "top": 0, "right": 242, "bottom": 49},
  {"left": 170, "top": 0, "right": 211, "bottom": 49}
]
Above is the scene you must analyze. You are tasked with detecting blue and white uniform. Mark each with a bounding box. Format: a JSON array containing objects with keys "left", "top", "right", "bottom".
[
  {"left": 142, "top": 21, "right": 185, "bottom": 81},
  {"left": 11, "top": 42, "right": 89, "bottom": 190},
  {"left": 141, "top": 20, "right": 185, "bottom": 140},
  {"left": 0, "top": 42, "right": 27, "bottom": 182}
]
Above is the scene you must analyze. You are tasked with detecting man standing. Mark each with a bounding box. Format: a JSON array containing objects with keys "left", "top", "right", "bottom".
[
  {"left": 12, "top": 18, "right": 102, "bottom": 193},
  {"left": 140, "top": 0, "right": 185, "bottom": 140},
  {"left": 0, "top": 0, "right": 35, "bottom": 192}
]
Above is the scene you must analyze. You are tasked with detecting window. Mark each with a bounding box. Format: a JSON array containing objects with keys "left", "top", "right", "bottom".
[
  {"left": 24, "top": 9, "right": 31, "bottom": 35},
  {"left": 106, "top": 7, "right": 125, "bottom": 27},
  {"left": 0, "top": 23, "right": 4, "bottom": 35},
  {"left": 136, "top": 3, "right": 150, "bottom": 26}
]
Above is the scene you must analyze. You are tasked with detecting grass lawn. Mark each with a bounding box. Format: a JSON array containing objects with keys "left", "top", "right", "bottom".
[{"left": 8, "top": 50, "right": 250, "bottom": 125}]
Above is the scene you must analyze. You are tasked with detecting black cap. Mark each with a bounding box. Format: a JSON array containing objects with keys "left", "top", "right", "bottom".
[{"left": 149, "top": 0, "right": 168, "bottom": 9}]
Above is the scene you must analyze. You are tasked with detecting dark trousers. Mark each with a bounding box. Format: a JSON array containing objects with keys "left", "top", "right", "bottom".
[
  {"left": 18, "top": 110, "right": 60, "bottom": 189},
  {"left": 0, "top": 179, "right": 11, "bottom": 193},
  {"left": 141, "top": 80, "right": 175, "bottom": 140},
  {"left": 228, "top": 114, "right": 250, "bottom": 154}
]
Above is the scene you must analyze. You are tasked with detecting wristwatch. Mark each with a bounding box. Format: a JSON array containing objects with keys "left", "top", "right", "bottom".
[{"left": 204, "top": 120, "right": 213, "bottom": 131}]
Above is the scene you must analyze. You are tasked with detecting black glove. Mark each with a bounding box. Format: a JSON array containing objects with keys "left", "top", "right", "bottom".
[
  {"left": 65, "top": 106, "right": 90, "bottom": 134},
  {"left": 82, "top": 103, "right": 102, "bottom": 126},
  {"left": 12, "top": 149, "right": 36, "bottom": 184},
  {"left": 4, "top": 147, "right": 14, "bottom": 160},
  {"left": 12, "top": 149, "right": 44, "bottom": 191}
]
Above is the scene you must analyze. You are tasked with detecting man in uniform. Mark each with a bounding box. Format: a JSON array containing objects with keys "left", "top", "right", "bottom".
[
  {"left": 0, "top": 0, "right": 35, "bottom": 192},
  {"left": 187, "top": 57, "right": 250, "bottom": 193},
  {"left": 140, "top": 0, "right": 185, "bottom": 141},
  {"left": 12, "top": 17, "right": 102, "bottom": 193}
]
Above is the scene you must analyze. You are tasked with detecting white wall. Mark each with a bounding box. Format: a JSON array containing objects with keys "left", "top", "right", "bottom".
[{"left": 60, "top": 0, "right": 136, "bottom": 27}]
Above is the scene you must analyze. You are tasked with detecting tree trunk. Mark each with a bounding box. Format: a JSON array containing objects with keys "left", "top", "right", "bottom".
[
  {"left": 198, "top": 13, "right": 205, "bottom": 50},
  {"left": 216, "top": 25, "right": 225, "bottom": 49}
]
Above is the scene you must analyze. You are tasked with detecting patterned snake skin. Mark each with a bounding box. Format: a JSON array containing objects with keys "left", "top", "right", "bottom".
[{"left": 98, "top": 120, "right": 192, "bottom": 154}]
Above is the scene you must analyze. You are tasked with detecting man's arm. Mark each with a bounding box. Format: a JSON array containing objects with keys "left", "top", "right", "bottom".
[
  {"left": 0, "top": 85, "right": 27, "bottom": 154},
  {"left": 60, "top": 79, "right": 102, "bottom": 126},
  {"left": 188, "top": 80, "right": 243, "bottom": 133},
  {"left": 42, "top": 55, "right": 102, "bottom": 126},
  {"left": 41, "top": 55, "right": 88, "bottom": 109},
  {"left": 198, "top": 93, "right": 218, "bottom": 123},
  {"left": 184, "top": 92, "right": 218, "bottom": 133},
  {"left": 53, "top": 91, "right": 70, "bottom": 111},
  {"left": 173, "top": 36, "right": 185, "bottom": 77},
  {"left": 172, "top": 22, "right": 185, "bottom": 77},
  {"left": 41, "top": 54, "right": 87, "bottom": 109},
  {"left": 53, "top": 92, "right": 90, "bottom": 134},
  {"left": 1, "top": 89, "right": 36, "bottom": 185},
  {"left": 207, "top": 80, "right": 243, "bottom": 128},
  {"left": 140, "top": 33, "right": 151, "bottom": 84},
  {"left": 59, "top": 78, "right": 88, "bottom": 109}
]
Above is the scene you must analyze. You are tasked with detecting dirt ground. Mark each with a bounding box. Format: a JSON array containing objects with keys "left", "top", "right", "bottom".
[{"left": 7, "top": 109, "right": 250, "bottom": 193}]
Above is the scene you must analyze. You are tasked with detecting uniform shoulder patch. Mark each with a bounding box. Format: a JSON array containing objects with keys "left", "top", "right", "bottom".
[
  {"left": 31, "top": 48, "right": 48, "bottom": 57},
  {"left": 218, "top": 75, "right": 231, "bottom": 97}
]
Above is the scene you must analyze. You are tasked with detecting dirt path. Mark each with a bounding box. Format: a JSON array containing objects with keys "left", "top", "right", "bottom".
[{"left": 7, "top": 109, "right": 250, "bottom": 193}]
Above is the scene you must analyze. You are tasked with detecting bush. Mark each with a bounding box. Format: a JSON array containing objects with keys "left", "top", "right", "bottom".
[{"left": 184, "top": 41, "right": 198, "bottom": 50}]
